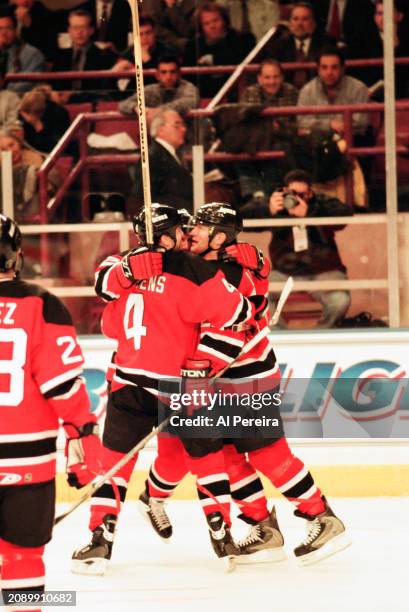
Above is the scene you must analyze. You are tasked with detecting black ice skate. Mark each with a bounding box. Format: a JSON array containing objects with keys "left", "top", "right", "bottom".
[
  {"left": 138, "top": 486, "right": 173, "bottom": 540},
  {"left": 206, "top": 512, "right": 240, "bottom": 572},
  {"left": 236, "top": 507, "right": 286, "bottom": 564},
  {"left": 71, "top": 514, "right": 117, "bottom": 576},
  {"left": 294, "top": 497, "right": 351, "bottom": 565}
]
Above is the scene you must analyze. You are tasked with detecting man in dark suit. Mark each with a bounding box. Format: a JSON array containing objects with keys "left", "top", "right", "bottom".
[
  {"left": 51, "top": 9, "right": 118, "bottom": 103},
  {"left": 76, "top": 0, "right": 131, "bottom": 53},
  {"left": 312, "top": 0, "right": 375, "bottom": 51},
  {"left": 348, "top": 0, "right": 409, "bottom": 98},
  {"left": 261, "top": 2, "right": 334, "bottom": 89},
  {"left": 133, "top": 109, "right": 193, "bottom": 213}
]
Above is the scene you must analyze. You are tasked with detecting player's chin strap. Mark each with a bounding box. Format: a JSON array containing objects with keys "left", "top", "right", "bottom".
[{"left": 54, "top": 278, "right": 294, "bottom": 527}]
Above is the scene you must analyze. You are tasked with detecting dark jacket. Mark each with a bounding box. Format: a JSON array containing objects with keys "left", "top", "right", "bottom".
[
  {"left": 19, "top": 1, "right": 63, "bottom": 61},
  {"left": 77, "top": 0, "right": 131, "bottom": 53},
  {"left": 183, "top": 29, "right": 255, "bottom": 98},
  {"left": 312, "top": 0, "right": 375, "bottom": 48},
  {"left": 51, "top": 44, "right": 117, "bottom": 100},
  {"left": 260, "top": 31, "right": 334, "bottom": 86},
  {"left": 20, "top": 100, "right": 70, "bottom": 154},
  {"left": 269, "top": 193, "right": 352, "bottom": 275},
  {"left": 133, "top": 139, "right": 193, "bottom": 213}
]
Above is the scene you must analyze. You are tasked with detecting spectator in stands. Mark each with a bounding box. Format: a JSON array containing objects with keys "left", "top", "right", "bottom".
[
  {"left": 8, "top": 0, "right": 59, "bottom": 61},
  {"left": 268, "top": 168, "right": 352, "bottom": 329},
  {"left": 297, "top": 46, "right": 369, "bottom": 139},
  {"left": 312, "top": 0, "right": 375, "bottom": 51},
  {"left": 0, "top": 69, "right": 21, "bottom": 132},
  {"left": 260, "top": 2, "right": 335, "bottom": 89},
  {"left": 51, "top": 9, "right": 118, "bottom": 103},
  {"left": 19, "top": 85, "right": 71, "bottom": 153},
  {"left": 239, "top": 58, "right": 298, "bottom": 118},
  {"left": 113, "top": 13, "right": 175, "bottom": 89},
  {"left": 132, "top": 109, "right": 193, "bottom": 212},
  {"left": 235, "top": 59, "right": 298, "bottom": 206},
  {"left": 75, "top": 0, "right": 131, "bottom": 54},
  {"left": 349, "top": 0, "right": 409, "bottom": 99},
  {"left": 0, "top": 5, "right": 45, "bottom": 93},
  {"left": 183, "top": 2, "right": 255, "bottom": 99},
  {"left": 0, "top": 130, "right": 60, "bottom": 222},
  {"left": 140, "top": 0, "right": 198, "bottom": 52},
  {"left": 119, "top": 55, "right": 199, "bottom": 124}
]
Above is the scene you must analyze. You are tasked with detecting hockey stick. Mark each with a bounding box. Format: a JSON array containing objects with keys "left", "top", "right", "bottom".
[
  {"left": 212, "top": 276, "right": 294, "bottom": 379},
  {"left": 54, "top": 277, "right": 293, "bottom": 525},
  {"left": 54, "top": 417, "right": 170, "bottom": 525},
  {"left": 127, "top": 0, "right": 153, "bottom": 245}
]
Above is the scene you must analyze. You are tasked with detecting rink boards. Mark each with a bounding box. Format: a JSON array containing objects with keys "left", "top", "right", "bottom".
[{"left": 55, "top": 330, "right": 409, "bottom": 501}]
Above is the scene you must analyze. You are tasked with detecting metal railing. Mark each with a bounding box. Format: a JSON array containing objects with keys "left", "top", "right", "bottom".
[{"left": 37, "top": 100, "right": 409, "bottom": 218}]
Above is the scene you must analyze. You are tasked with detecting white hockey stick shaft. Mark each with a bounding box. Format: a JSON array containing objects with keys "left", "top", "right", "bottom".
[
  {"left": 128, "top": 0, "right": 153, "bottom": 245},
  {"left": 54, "top": 416, "right": 169, "bottom": 525},
  {"left": 206, "top": 25, "right": 277, "bottom": 111}
]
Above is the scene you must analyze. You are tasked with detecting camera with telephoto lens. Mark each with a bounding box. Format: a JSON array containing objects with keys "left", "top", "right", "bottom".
[{"left": 282, "top": 189, "right": 299, "bottom": 210}]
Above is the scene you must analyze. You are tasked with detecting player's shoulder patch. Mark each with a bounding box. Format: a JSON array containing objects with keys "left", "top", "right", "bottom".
[
  {"left": 41, "top": 291, "right": 73, "bottom": 325},
  {"left": 162, "top": 251, "right": 221, "bottom": 286}
]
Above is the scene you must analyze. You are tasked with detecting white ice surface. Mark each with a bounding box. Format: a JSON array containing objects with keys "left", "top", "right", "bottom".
[{"left": 47, "top": 498, "right": 409, "bottom": 612}]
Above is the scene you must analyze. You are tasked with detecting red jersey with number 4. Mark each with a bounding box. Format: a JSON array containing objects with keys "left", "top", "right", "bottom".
[
  {"left": 0, "top": 280, "right": 92, "bottom": 485},
  {"left": 100, "top": 251, "right": 253, "bottom": 393}
]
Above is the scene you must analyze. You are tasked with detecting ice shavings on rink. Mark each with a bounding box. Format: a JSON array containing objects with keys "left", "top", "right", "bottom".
[{"left": 47, "top": 498, "right": 409, "bottom": 612}]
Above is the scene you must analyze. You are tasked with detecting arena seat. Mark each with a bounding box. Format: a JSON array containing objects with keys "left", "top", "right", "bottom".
[
  {"left": 65, "top": 103, "right": 93, "bottom": 122},
  {"left": 281, "top": 292, "right": 322, "bottom": 328},
  {"left": 92, "top": 103, "right": 139, "bottom": 144}
]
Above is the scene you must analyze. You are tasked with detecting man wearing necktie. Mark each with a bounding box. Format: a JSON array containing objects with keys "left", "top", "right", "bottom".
[
  {"left": 77, "top": 0, "right": 131, "bottom": 53},
  {"left": 261, "top": 2, "right": 334, "bottom": 89},
  {"left": 133, "top": 109, "right": 194, "bottom": 213},
  {"left": 312, "top": 0, "right": 375, "bottom": 50},
  {"left": 51, "top": 9, "right": 117, "bottom": 103}
]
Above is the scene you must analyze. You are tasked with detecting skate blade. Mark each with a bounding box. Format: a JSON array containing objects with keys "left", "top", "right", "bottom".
[
  {"left": 235, "top": 547, "right": 287, "bottom": 565},
  {"left": 71, "top": 558, "right": 109, "bottom": 576},
  {"left": 136, "top": 499, "right": 172, "bottom": 543},
  {"left": 296, "top": 532, "right": 352, "bottom": 567}
]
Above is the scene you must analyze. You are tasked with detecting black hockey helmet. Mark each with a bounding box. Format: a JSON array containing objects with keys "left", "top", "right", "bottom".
[
  {"left": 0, "top": 214, "right": 22, "bottom": 273},
  {"left": 133, "top": 203, "right": 185, "bottom": 245},
  {"left": 177, "top": 207, "right": 194, "bottom": 234},
  {"left": 193, "top": 202, "right": 243, "bottom": 245}
]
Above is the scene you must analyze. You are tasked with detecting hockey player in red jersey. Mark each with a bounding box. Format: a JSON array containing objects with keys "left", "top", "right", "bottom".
[
  {"left": 72, "top": 204, "right": 258, "bottom": 574},
  {"left": 0, "top": 215, "right": 103, "bottom": 612},
  {"left": 137, "top": 203, "right": 349, "bottom": 566}
]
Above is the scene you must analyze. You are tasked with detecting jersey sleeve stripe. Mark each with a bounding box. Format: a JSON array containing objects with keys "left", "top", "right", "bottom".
[
  {"left": 39, "top": 367, "right": 84, "bottom": 395},
  {"left": 222, "top": 295, "right": 251, "bottom": 329},
  {"left": 201, "top": 331, "right": 243, "bottom": 347},
  {"left": 0, "top": 430, "right": 58, "bottom": 443},
  {"left": 0, "top": 452, "right": 57, "bottom": 466}
]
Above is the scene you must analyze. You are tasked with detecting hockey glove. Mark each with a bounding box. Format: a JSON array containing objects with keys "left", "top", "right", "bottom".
[
  {"left": 121, "top": 247, "right": 163, "bottom": 281},
  {"left": 224, "top": 243, "right": 264, "bottom": 272},
  {"left": 64, "top": 421, "right": 103, "bottom": 489},
  {"left": 181, "top": 358, "right": 213, "bottom": 415}
]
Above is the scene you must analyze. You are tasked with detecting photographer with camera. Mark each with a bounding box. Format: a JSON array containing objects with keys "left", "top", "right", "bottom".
[{"left": 268, "top": 169, "right": 352, "bottom": 328}]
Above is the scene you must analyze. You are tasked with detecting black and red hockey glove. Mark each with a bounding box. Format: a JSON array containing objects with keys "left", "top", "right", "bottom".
[
  {"left": 64, "top": 421, "right": 103, "bottom": 489},
  {"left": 121, "top": 246, "right": 163, "bottom": 281},
  {"left": 224, "top": 243, "right": 264, "bottom": 272}
]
